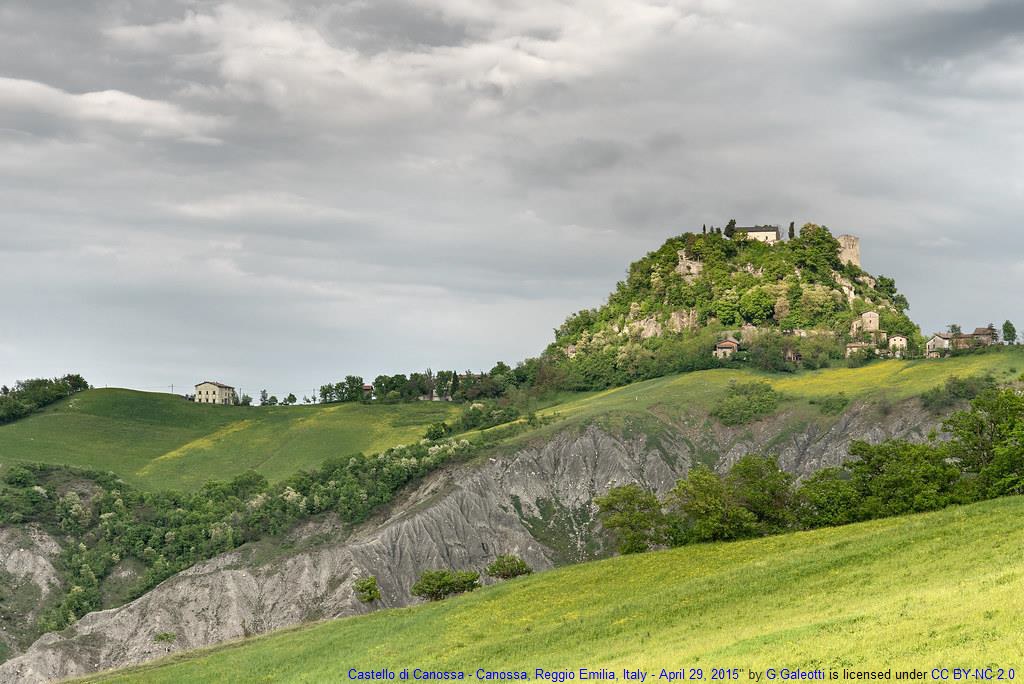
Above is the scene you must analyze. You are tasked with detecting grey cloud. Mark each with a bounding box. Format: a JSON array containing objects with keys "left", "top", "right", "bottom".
[{"left": 2, "top": 0, "right": 1023, "bottom": 392}]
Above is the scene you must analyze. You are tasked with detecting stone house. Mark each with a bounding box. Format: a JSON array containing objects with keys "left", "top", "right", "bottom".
[
  {"left": 714, "top": 337, "right": 740, "bottom": 359},
  {"left": 846, "top": 342, "right": 871, "bottom": 358},
  {"left": 194, "top": 381, "right": 237, "bottom": 405},
  {"left": 889, "top": 335, "right": 909, "bottom": 355},
  {"left": 927, "top": 327, "right": 996, "bottom": 357},
  {"left": 850, "top": 311, "right": 880, "bottom": 336}
]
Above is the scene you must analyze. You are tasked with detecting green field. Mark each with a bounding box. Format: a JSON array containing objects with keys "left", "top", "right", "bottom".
[
  {"left": 2, "top": 350, "right": 1022, "bottom": 491},
  {"left": 81, "top": 496, "right": 1024, "bottom": 682},
  {"left": 0, "top": 390, "right": 458, "bottom": 490}
]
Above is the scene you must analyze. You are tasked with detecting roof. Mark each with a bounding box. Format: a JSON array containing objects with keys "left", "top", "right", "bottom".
[
  {"left": 716, "top": 337, "right": 740, "bottom": 348},
  {"left": 973, "top": 327, "right": 994, "bottom": 336},
  {"left": 195, "top": 381, "right": 234, "bottom": 389},
  {"left": 846, "top": 342, "right": 870, "bottom": 348},
  {"left": 737, "top": 226, "right": 778, "bottom": 235},
  {"left": 930, "top": 333, "right": 954, "bottom": 340}
]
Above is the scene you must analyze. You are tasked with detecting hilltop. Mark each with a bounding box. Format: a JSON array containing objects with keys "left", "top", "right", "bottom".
[
  {"left": 74, "top": 496, "right": 1024, "bottom": 682},
  {"left": 0, "top": 389, "right": 457, "bottom": 490},
  {"left": 548, "top": 225, "right": 920, "bottom": 387}
]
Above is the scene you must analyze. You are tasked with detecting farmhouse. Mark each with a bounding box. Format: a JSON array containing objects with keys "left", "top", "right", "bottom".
[
  {"left": 714, "top": 337, "right": 740, "bottom": 359},
  {"left": 194, "top": 381, "right": 237, "bottom": 405}
]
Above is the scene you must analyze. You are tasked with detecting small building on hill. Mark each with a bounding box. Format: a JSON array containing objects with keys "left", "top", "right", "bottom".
[
  {"left": 927, "top": 327, "right": 997, "bottom": 357},
  {"left": 889, "top": 335, "right": 909, "bottom": 357},
  {"left": 850, "top": 310, "right": 880, "bottom": 336},
  {"left": 194, "top": 381, "right": 236, "bottom": 405},
  {"left": 738, "top": 226, "right": 779, "bottom": 245},
  {"left": 714, "top": 337, "right": 740, "bottom": 359},
  {"left": 846, "top": 342, "right": 871, "bottom": 358}
]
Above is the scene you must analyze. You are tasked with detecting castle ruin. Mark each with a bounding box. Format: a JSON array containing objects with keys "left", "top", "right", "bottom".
[{"left": 838, "top": 234, "right": 861, "bottom": 268}]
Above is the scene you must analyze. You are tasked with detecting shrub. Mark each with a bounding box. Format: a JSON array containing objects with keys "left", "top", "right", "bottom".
[
  {"left": 353, "top": 576, "right": 382, "bottom": 603},
  {"left": 424, "top": 422, "right": 452, "bottom": 441},
  {"left": 411, "top": 570, "right": 480, "bottom": 601},
  {"left": 815, "top": 393, "right": 849, "bottom": 415},
  {"left": 485, "top": 555, "right": 533, "bottom": 580},
  {"left": 153, "top": 632, "right": 177, "bottom": 644},
  {"left": 920, "top": 375, "right": 995, "bottom": 412},
  {"left": 711, "top": 381, "right": 780, "bottom": 426}
]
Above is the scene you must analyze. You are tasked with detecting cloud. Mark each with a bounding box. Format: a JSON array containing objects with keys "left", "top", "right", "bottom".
[
  {"left": 0, "top": 76, "right": 226, "bottom": 142},
  {"left": 1, "top": 0, "right": 1023, "bottom": 393}
]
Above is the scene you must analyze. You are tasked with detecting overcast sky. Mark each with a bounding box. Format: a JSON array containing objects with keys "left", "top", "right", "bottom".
[{"left": 2, "top": 0, "right": 1023, "bottom": 397}]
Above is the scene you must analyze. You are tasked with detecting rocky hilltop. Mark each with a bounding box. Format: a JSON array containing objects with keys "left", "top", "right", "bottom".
[
  {"left": 551, "top": 224, "right": 920, "bottom": 371},
  {"left": 0, "top": 397, "right": 940, "bottom": 683}
]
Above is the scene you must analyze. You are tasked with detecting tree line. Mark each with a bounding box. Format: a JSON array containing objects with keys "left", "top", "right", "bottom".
[{"left": 0, "top": 374, "right": 88, "bottom": 425}]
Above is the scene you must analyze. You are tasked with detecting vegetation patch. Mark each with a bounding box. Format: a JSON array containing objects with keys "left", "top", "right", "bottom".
[
  {"left": 81, "top": 497, "right": 1024, "bottom": 682},
  {"left": 711, "top": 381, "right": 781, "bottom": 426}
]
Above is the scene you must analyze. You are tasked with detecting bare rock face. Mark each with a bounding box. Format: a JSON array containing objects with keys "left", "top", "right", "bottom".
[
  {"left": 0, "top": 403, "right": 942, "bottom": 683},
  {"left": 0, "top": 526, "right": 62, "bottom": 663},
  {"left": 668, "top": 310, "right": 698, "bottom": 333},
  {"left": 0, "top": 427, "right": 685, "bottom": 683}
]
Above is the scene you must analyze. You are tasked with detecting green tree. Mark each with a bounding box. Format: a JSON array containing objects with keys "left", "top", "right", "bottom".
[
  {"left": 788, "top": 222, "right": 795, "bottom": 239},
  {"left": 724, "top": 219, "right": 737, "bottom": 239},
  {"left": 847, "top": 440, "right": 960, "bottom": 518},
  {"left": 485, "top": 555, "right": 533, "bottom": 579},
  {"left": 411, "top": 570, "right": 480, "bottom": 601},
  {"left": 594, "top": 484, "right": 666, "bottom": 554},
  {"left": 738, "top": 287, "right": 776, "bottom": 325},
  {"left": 667, "top": 466, "right": 758, "bottom": 543},
  {"left": 354, "top": 576, "right": 381, "bottom": 603},
  {"left": 1003, "top": 320, "right": 1017, "bottom": 345},
  {"left": 794, "top": 468, "right": 859, "bottom": 528},
  {"left": 725, "top": 455, "right": 795, "bottom": 532}
]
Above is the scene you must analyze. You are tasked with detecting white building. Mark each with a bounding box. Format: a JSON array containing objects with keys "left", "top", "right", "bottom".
[
  {"left": 194, "top": 381, "right": 237, "bottom": 405},
  {"left": 739, "top": 226, "right": 779, "bottom": 245}
]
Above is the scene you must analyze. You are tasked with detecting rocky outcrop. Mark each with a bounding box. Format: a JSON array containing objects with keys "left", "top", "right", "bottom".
[
  {"left": 0, "top": 401, "right": 942, "bottom": 683},
  {"left": 668, "top": 310, "right": 698, "bottom": 333},
  {"left": 0, "top": 526, "right": 62, "bottom": 662}
]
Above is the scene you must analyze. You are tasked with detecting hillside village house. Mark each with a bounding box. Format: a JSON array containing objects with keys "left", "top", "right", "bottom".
[
  {"left": 714, "top": 337, "right": 740, "bottom": 359},
  {"left": 194, "top": 381, "right": 237, "bottom": 405},
  {"left": 926, "top": 326, "right": 998, "bottom": 358},
  {"left": 889, "top": 335, "right": 909, "bottom": 357}
]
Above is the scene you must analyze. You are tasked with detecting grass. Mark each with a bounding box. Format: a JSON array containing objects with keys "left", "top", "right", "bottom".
[
  {"left": 2, "top": 350, "right": 1021, "bottom": 491},
  {"left": 0, "top": 390, "right": 458, "bottom": 490},
  {"left": 80, "top": 496, "right": 1024, "bottom": 682}
]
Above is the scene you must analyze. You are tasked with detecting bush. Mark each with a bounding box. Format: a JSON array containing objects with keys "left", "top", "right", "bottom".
[
  {"left": 921, "top": 375, "right": 995, "bottom": 412},
  {"left": 815, "top": 393, "right": 849, "bottom": 415},
  {"left": 411, "top": 570, "right": 480, "bottom": 601},
  {"left": 353, "top": 576, "right": 382, "bottom": 603},
  {"left": 485, "top": 555, "right": 533, "bottom": 580},
  {"left": 424, "top": 422, "right": 452, "bottom": 441},
  {"left": 711, "top": 381, "right": 780, "bottom": 426}
]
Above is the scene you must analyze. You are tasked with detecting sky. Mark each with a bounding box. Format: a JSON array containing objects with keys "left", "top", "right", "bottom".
[{"left": 2, "top": 0, "right": 1023, "bottom": 398}]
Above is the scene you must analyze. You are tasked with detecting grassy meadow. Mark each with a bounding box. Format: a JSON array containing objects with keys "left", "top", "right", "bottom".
[
  {"left": 80, "top": 495, "right": 1024, "bottom": 682},
  {"left": 0, "top": 389, "right": 458, "bottom": 490},
  {"left": 2, "top": 349, "right": 1022, "bottom": 491}
]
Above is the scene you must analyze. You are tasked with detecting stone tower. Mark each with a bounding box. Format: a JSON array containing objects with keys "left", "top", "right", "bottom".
[{"left": 838, "top": 234, "right": 861, "bottom": 268}]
